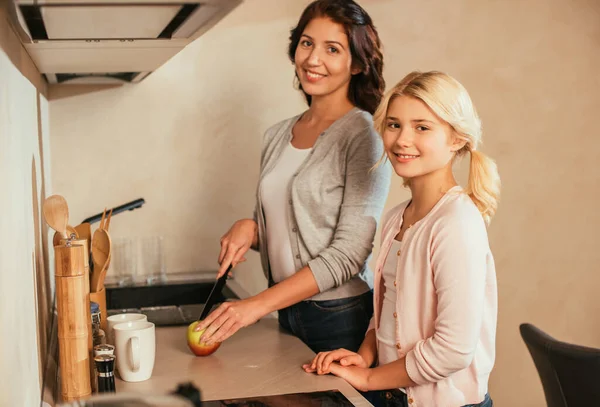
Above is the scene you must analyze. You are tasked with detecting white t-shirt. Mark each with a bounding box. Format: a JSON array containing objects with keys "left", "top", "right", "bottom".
[
  {"left": 377, "top": 239, "right": 406, "bottom": 393},
  {"left": 260, "top": 142, "right": 311, "bottom": 283}
]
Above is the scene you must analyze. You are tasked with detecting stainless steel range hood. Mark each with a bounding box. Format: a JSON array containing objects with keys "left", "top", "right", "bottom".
[{"left": 8, "top": 0, "right": 242, "bottom": 84}]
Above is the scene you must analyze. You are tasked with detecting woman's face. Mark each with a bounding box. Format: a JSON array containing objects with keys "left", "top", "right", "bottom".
[{"left": 294, "top": 17, "right": 357, "bottom": 101}]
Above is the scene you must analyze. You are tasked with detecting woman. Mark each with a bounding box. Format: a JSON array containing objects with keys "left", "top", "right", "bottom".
[
  {"left": 304, "top": 71, "right": 499, "bottom": 407},
  {"left": 196, "top": 0, "right": 391, "bottom": 353}
]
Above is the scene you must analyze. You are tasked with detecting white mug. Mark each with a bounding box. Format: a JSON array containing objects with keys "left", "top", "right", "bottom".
[
  {"left": 113, "top": 321, "right": 155, "bottom": 382},
  {"left": 107, "top": 313, "right": 148, "bottom": 345}
]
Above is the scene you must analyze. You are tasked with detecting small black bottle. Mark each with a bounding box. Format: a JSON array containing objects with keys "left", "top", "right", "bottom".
[{"left": 94, "top": 354, "right": 116, "bottom": 393}]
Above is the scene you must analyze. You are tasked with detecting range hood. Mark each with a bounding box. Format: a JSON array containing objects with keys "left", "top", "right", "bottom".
[{"left": 8, "top": 0, "right": 242, "bottom": 84}]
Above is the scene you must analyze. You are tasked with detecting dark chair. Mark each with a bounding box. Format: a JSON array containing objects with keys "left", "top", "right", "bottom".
[{"left": 519, "top": 323, "right": 600, "bottom": 407}]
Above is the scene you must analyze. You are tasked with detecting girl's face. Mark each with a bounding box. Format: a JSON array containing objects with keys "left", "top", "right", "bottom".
[
  {"left": 382, "top": 95, "right": 465, "bottom": 181},
  {"left": 294, "top": 17, "right": 358, "bottom": 101}
]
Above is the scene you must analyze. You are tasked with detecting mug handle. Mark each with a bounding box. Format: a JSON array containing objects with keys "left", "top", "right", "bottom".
[{"left": 130, "top": 336, "right": 140, "bottom": 372}]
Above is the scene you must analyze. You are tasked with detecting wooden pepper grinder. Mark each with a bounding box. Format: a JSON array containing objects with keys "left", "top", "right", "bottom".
[
  {"left": 55, "top": 242, "right": 92, "bottom": 401},
  {"left": 60, "top": 236, "right": 94, "bottom": 391}
]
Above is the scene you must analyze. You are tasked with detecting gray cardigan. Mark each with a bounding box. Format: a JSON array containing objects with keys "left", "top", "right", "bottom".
[{"left": 254, "top": 107, "right": 392, "bottom": 301}]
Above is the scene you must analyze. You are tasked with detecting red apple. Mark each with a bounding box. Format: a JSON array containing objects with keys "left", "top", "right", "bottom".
[{"left": 186, "top": 321, "right": 221, "bottom": 357}]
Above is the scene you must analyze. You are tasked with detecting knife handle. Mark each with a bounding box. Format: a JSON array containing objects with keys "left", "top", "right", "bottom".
[
  {"left": 213, "top": 267, "right": 230, "bottom": 292},
  {"left": 220, "top": 264, "right": 232, "bottom": 281}
]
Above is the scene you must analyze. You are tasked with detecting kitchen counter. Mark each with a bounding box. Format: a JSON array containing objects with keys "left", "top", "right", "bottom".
[{"left": 116, "top": 317, "right": 372, "bottom": 406}]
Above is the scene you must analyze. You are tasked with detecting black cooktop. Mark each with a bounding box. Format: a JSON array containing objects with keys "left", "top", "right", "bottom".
[{"left": 201, "top": 390, "right": 354, "bottom": 406}]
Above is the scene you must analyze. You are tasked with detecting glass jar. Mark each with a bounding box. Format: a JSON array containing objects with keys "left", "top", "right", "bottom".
[{"left": 91, "top": 301, "right": 106, "bottom": 346}]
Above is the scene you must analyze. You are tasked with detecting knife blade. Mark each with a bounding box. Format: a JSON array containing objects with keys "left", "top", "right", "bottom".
[{"left": 198, "top": 264, "right": 232, "bottom": 321}]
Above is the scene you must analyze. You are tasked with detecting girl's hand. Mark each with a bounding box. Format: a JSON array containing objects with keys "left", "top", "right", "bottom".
[
  {"left": 327, "top": 364, "right": 371, "bottom": 392},
  {"left": 217, "top": 219, "right": 257, "bottom": 278},
  {"left": 303, "top": 348, "right": 368, "bottom": 375},
  {"left": 193, "top": 298, "right": 265, "bottom": 344}
]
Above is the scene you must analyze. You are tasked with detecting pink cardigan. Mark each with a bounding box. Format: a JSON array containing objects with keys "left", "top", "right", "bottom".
[{"left": 368, "top": 187, "right": 497, "bottom": 407}]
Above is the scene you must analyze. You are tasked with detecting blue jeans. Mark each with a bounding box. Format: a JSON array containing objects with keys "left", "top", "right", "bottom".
[
  {"left": 363, "top": 389, "right": 493, "bottom": 407},
  {"left": 278, "top": 291, "right": 374, "bottom": 353}
]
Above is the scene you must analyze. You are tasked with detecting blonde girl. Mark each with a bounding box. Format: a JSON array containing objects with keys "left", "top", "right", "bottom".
[{"left": 304, "top": 71, "right": 500, "bottom": 407}]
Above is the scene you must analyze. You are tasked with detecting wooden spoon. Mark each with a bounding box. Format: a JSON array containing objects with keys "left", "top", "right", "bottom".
[
  {"left": 43, "top": 195, "right": 69, "bottom": 239},
  {"left": 91, "top": 228, "right": 111, "bottom": 293},
  {"left": 92, "top": 256, "right": 111, "bottom": 294}
]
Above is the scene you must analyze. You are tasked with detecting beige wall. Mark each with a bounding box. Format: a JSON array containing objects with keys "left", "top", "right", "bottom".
[
  {"left": 49, "top": 0, "right": 600, "bottom": 406},
  {"left": 0, "top": 8, "right": 53, "bottom": 406}
]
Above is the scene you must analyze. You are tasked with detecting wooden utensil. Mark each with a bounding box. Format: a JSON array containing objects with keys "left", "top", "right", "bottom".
[
  {"left": 99, "top": 208, "right": 107, "bottom": 230},
  {"left": 104, "top": 208, "right": 113, "bottom": 231},
  {"left": 91, "top": 228, "right": 111, "bottom": 293},
  {"left": 43, "top": 195, "right": 69, "bottom": 239},
  {"left": 74, "top": 223, "right": 92, "bottom": 251},
  {"left": 92, "top": 255, "right": 111, "bottom": 294}
]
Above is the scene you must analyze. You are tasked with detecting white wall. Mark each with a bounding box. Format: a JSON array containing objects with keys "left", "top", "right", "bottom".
[
  {"left": 0, "top": 48, "right": 53, "bottom": 407},
  {"left": 49, "top": 0, "right": 312, "bottom": 296}
]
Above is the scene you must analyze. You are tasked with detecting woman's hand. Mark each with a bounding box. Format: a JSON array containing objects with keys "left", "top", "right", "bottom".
[
  {"left": 303, "top": 348, "right": 368, "bottom": 375},
  {"left": 217, "top": 219, "right": 258, "bottom": 278},
  {"left": 193, "top": 298, "right": 265, "bottom": 344}
]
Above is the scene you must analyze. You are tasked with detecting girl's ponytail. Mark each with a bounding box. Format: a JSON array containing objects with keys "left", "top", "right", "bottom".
[{"left": 465, "top": 148, "right": 501, "bottom": 225}]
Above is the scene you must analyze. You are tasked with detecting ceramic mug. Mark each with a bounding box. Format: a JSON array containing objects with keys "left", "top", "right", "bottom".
[
  {"left": 113, "top": 321, "right": 155, "bottom": 382},
  {"left": 107, "top": 313, "right": 147, "bottom": 345}
]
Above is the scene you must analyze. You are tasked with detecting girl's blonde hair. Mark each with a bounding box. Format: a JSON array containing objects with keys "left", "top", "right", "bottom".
[{"left": 374, "top": 71, "right": 501, "bottom": 225}]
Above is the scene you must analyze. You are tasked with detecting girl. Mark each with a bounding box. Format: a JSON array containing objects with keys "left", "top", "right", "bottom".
[
  {"left": 196, "top": 0, "right": 391, "bottom": 353},
  {"left": 304, "top": 71, "right": 500, "bottom": 407}
]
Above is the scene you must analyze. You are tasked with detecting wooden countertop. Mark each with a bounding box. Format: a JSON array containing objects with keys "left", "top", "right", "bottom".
[{"left": 115, "top": 317, "right": 372, "bottom": 406}]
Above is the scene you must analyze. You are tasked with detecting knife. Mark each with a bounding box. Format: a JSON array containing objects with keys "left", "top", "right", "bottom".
[{"left": 198, "top": 264, "right": 232, "bottom": 321}]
